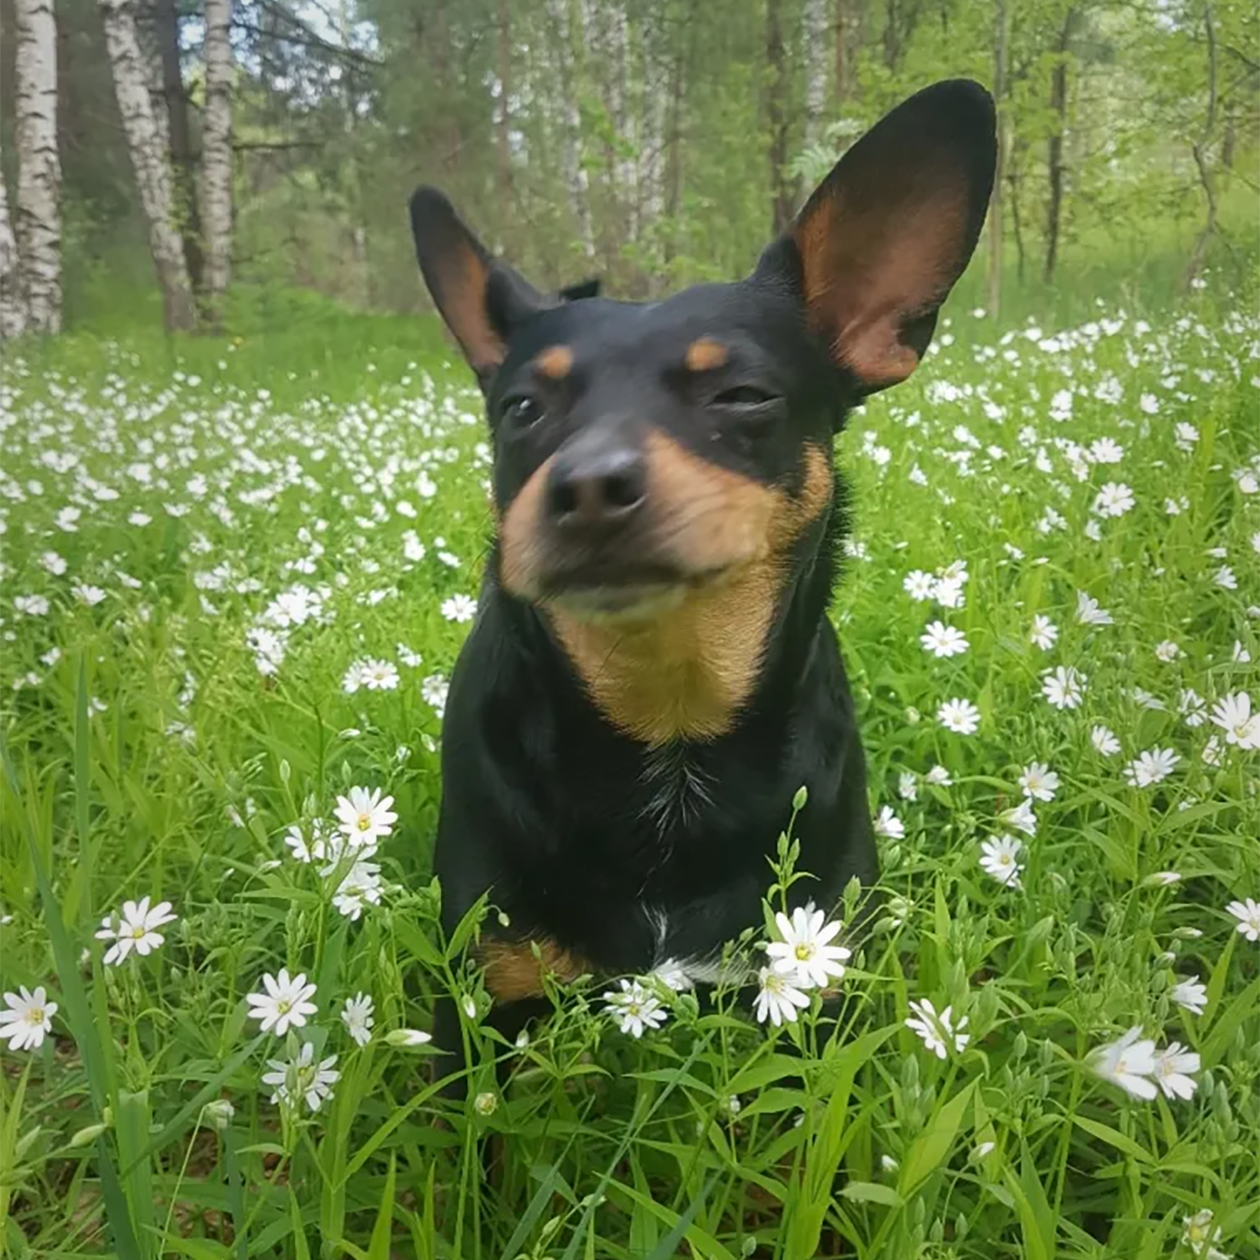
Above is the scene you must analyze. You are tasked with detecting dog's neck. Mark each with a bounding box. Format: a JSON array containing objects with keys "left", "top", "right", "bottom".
[{"left": 530, "top": 506, "right": 841, "bottom": 748}]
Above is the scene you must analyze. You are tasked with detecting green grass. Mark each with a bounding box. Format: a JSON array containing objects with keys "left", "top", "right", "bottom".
[{"left": 1, "top": 286, "right": 1258, "bottom": 1259}]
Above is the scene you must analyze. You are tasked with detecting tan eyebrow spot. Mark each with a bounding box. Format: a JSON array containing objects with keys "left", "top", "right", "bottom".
[
  {"left": 684, "top": 338, "right": 729, "bottom": 372},
  {"left": 535, "top": 345, "right": 574, "bottom": 380}
]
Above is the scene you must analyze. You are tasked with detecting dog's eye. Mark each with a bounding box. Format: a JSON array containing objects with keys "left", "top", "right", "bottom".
[
  {"left": 711, "top": 385, "right": 780, "bottom": 408},
  {"left": 502, "top": 396, "right": 544, "bottom": 429}
]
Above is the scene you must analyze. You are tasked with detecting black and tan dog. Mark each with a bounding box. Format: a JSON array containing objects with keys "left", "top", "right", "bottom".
[{"left": 410, "top": 80, "right": 996, "bottom": 1085}]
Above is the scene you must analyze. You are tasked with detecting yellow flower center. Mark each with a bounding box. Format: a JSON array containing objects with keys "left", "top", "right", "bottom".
[
  {"left": 356, "top": 814, "right": 372, "bottom": 831},
  {"left": 27, "top": 1007, "right": 44, "bottom": 1024},
  {"left": 129, "top": 925, "right": 147, "bottom": 939},
  {"left": 794, "top": 943, "right": 813, "bottom": 961},
  {"left": 277, "top": 999, "right": 292, "bottom": 1014}
]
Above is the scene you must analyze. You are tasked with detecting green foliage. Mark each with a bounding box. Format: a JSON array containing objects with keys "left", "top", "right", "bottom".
[{"left": 1, "top": 278, "right": 1258, "bottom": 1254}]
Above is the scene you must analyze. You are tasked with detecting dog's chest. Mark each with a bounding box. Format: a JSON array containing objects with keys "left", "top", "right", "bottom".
[{"left": 639, "top": 742, "right": 716, "bottom": 837}]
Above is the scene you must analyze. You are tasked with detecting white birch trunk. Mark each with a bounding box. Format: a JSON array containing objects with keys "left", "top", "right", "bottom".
[
  {"left": 201, "top": 0, "right": 233, "bottom": 322},
  {"left": 14, "top": 0, "right": 62, "bottom": 334},
  {"left": 0, "top": 165, "right": 28, "bottom": 339},
  {"left": 804, "top": 0, "right": 830, "bottom": 147},
  {"left": 545, "top": 0, "right": 596, "bottom": 260},
  {"left": 99, "top": 0, "right": 197, "bottom": 331}
]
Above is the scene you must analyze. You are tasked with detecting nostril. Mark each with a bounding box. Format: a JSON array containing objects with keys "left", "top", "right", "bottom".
[
  {"left": 549, "top": 479, "right": 579, "bottom": 519},
  {"left": 602, "top": 469, "right": 645, "bottom": 511}
]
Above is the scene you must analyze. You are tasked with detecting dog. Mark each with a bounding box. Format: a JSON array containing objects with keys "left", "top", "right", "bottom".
[{"left": 409, "top": 79, "right": 997, "bottom": 1088}]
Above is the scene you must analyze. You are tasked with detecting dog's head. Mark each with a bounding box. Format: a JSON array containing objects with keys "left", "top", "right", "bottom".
[{"left": 410, "top": 81, "right": 994, "bottom": 739}]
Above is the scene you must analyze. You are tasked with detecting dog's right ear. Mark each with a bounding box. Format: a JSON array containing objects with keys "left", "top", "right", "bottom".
[{"left": 409, "top": 187, "right": 546, "bottom": 391}]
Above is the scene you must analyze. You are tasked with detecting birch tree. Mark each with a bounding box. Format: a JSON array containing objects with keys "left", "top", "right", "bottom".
[
  {"left": 15, "top": 0, "right": 62, "bottom": 334},
  {"left": 0, "top": 165, "right": 28, "bottom": 339},
  {"left": 99, "top": 0, "right": 196, "bottom": 331},
  {"left": 202, "top": 0, "right": 234, "bottom": 326}
]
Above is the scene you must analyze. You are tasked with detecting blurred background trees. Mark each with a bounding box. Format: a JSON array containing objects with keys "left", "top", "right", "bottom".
[{"left": 0, "top": 0, "right": 1256, "bottom": 335}]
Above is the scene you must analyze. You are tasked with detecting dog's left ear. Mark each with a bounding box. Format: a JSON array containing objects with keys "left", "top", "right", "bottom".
[
  {"left": 410, "top": 187, "right": 547, "bottom": 391},
  {"left": 756, "top": 79, "right": 996, "bottom": 394}
]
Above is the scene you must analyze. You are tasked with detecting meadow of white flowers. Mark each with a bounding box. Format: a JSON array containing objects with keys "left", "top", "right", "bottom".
[{"left": 1, "top": 302, "right": 1257, "bottom": 1256}]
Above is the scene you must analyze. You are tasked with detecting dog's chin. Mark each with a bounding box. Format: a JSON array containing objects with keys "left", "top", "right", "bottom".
[{"left": 539, "top": 564, "right": 733, "bottom": 625}]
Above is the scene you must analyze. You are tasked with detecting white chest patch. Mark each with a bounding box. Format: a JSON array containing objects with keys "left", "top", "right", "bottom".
[{"left": 640, "top": 743, "right": 715, "bottom": 835}]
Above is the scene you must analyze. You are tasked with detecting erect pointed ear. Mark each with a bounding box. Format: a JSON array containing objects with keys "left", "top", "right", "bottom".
[
  {"left": 409, "top": 187, "right": 547, "bottom": 391},
  {"left": 756, "top": 79, "right": 996, "bottom": 394}
]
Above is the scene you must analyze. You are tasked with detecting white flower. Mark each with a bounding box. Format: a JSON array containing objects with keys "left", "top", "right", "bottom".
[
  {"left": 753, "top": 966, "right": 811, "bottom": 1027},
  {"left": 13, "top": 594, "right": 50, "bottom": 616},
  {"left": 340, "top": 992, "right": 374, "bottom": 1046},
  {"left": 979, "top": 834, "right": 1023, "bottom": 888},
  {"left": 421, "top": 674, "right": 449, "bottom": 716},
  {"left": 72, "top": 583, "right": 108, "bottom": 606},
  {"left": 1091, "top": 1026, "right": 1157, "bottom": 1099},
  {"left": 262, "top": 1041, "right": 339, "bottom": 1113},
  {"left": 904, "top": 998, "right": 970, "bottom": 1059},
  {"left": 284, "top": 819, "right": 335, "bottom": 864},
  {"left": 937, "top": 697, "right": 981, "bottom": 735},
  {"left": 650, "top": 959, "right": 694, "bottom": 992},
  {"left": 999, "top": 798, "right": 1037, "bottom": 836},
  {"left": 246, "top": 968, "right": 318, "bottom": 1036},
  {"left": 897, "top": 772, "right": 918, "bottom": 801},
  {"left": 1202, "top": 736, "right": 1223, "bottom": 766},
  {"left": 1169, "top": 976, "right": 1207, "bottom": 1017},
  {"left": 934, "top": 575, "right": 966, "bottom": 609},
  {"left": 1089, "top": 437, "right": 1124, "bottom": 464},
  {"left": 1123, "top": 747, "right": 1179, "bottom": 787},
  {"left": 1042, "top": 666, "right": 1086, "bottom": 709},
  {"left": 341, "top": 661, "right": 368, "bottom": 694},
  {"left": 1179, "top": 689, "right": 1208, "bottom": 727},
  {"left": 0, "top": 986, "right": 58, "bottom": 1051},
  {"left": 1092, "top": 482, "right": 1135, "bottom": 517},
  {"left": 920, "top": 621, "right": 969, "bottom": 658},
  {"left": 330, "top": 860, "right": 384, "bottom": 920},
  {"left": 602, "top": 978, "right": 667, "bottom": 1038},
  {"left": 441, "top": 594, "right": 478, "bottom": 623},
  {"left": 1232, "top": 641, "right": 1252, "bottom": 664},
  {"left": 924, "top": 765, "right": 952, "bottom": 786},
  {"left": 1226, "top": 897, "right": 1260, "bottom": 942},
  {"left": 1213, "top": 565, "right": 1237, "bottom": 590},
  {"left": 1174, "top": 422, "right": 1199, "bottom": 451},
  {"left": 1154, "top": 640, "right": 1182, "bottom": 662},
  {"left": 764, "top": 904, "right": 851, "bottom": 988},
  {"left": 1090, "top": 724, "right": 1120, "bottom": 756},
  {"left": 873, "top": 806, "right": 904, "bottom": 840},
  {"left": 364, "top": 659, "right": 400, "bottom": 690},
  {"left": 39, "top": 550, "right": 67, "bottom": 575},
  {"left": 1075, "top": 591, "right": 1114, "bottom": 626},
  {"left": 1181, "top": 1209, "right": 1231, "bottom": 1260},
  {"left": 1029, "top": 615, "right": 1059, "bottom": 651},
  {"left": 903, "top": 571, "right": 937, "bottom": 601},
  {"left": 334, "top": 786, "right": 397, "bottom": 846},
  {"left": 397, "top": 643, "right": 423, "bottom": 668},
  {"left": 1153, "top": 1042, "right": 1200, "bottom": 1100},
  {"left": 386, "top": 1028, "right": 433, "bottom": 1047},
  {"left": 1018, "top": 761, "right": 1060, "bottom": 801},
  {"left": 1209, "top": 693, "right": 1260, "bottom": 749},
  {"left": 95, "top": 896, "right": 178, "bottom": 966}
]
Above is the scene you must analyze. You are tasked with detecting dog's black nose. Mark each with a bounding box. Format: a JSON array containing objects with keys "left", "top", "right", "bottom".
[{"left": 546, "top": 439, "right": 647, "bottom": 529}]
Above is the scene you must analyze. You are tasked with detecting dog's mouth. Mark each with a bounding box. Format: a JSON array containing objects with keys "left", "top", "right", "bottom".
[{"left": 539, "top": 561, "right": 733, "bottom": 622}]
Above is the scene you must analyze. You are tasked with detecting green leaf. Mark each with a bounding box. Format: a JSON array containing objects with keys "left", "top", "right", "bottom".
[
  {"left": 1072, "top": 1115, "right": 1153, "bottom": 1164},
  {"left": 366, "top": 1153, "right": 396, "bottom": 1260},
  {"left": 838, "top": 1181, "right": 902, "bottom": 1207},
  {"left": 897, "top": 1080, "right": 976, "bottom": 1198}
]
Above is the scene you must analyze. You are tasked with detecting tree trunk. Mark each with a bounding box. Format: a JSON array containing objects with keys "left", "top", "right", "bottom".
[
  {"left": 1008, "top": 148, "right": 1025, "bottom": 284},
  {"left": 0, "top": 163, "right": 28, "bottom": 339},
  {"left": 661, "top": 9, "right": 690, "bottom": 275},
  {"left": 14, "top": 0, "right": 62, "bottom": 334},
  {"left": 545, "top": 0, "right": 596, "bottom": 260},
  {"left": 493, "top": 0, "right": 515, "bottom": 196},
  {"left": 201, "top": 0, "right": 232, "bottom": 328},
  {"left": 150, "top": 0, "right": 204, "bottom": 293},
  {"left": 99, "top": 0, "right": 197, "bottom": 331},
  {"left": 1043, "top": 7, "right": 1074, "bottom": 284},
  {"left": 986, "top": 0, "right": 1007, "bottom": 318},
  {"left": 766, "top": 0, "right": 793, "bottom": 235},
  {"left": 804, "top": 0, "right": 829, "bottom": 147},
  {"left": 834, "top": 0, "right": 852, "bottom": 105},
  {"left": 1184, "top": 3, "right": 1219, "bottom": 288}
]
